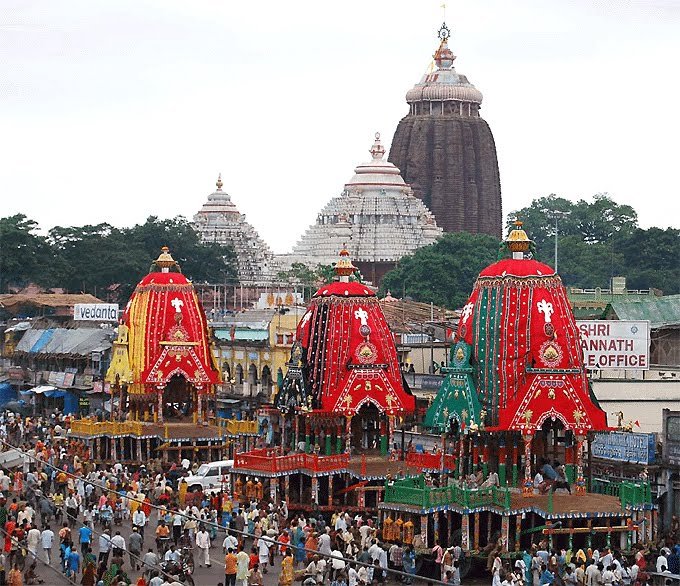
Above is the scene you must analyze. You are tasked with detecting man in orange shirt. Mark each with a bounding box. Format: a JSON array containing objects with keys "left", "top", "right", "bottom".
[
  {"left": 225, "top": 547, "right": 238, "bottom": 586},
  {"left": 155, "top": 521, "right": 170, "bottom": 554}
]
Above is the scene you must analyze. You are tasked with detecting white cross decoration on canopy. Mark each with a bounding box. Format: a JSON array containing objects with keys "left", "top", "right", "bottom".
[
  {"left": 354, "top": 307, "right": 369, "bottom": 327},
  {"left": 461, "top": 302, "right": 474, "bottom": 324},
  {"left": 537, "top": 299, "right": 554, "bottom": 323}
]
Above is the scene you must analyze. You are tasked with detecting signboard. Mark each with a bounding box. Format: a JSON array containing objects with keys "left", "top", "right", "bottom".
[
  {"left": 577, "top": 320, "right": 650, "bottom": 370},
  {"left": 591, "top": 431, "right": 655, "bottom": 465},
  {"left": 74, "top": 303, "right": 119, "bottom": 322}
]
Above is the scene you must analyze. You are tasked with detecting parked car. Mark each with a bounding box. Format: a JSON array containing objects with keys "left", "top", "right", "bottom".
[{"left": 184, "top": 460, "right": 233, "bottom": 493}]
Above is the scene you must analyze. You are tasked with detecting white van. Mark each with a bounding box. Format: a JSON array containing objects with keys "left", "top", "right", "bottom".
[{"left": 184, "top": 460, "right": 233, "bottom": 493}]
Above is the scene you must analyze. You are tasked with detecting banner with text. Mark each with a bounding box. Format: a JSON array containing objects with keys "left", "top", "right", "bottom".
[
  {"left": 74, "top": 303, "right": 119, "bottom": 322},
  {"left": 591, "top": 431, "right": 655, "bottom": 465},
  {"left": 577, "top": 320, "right": 650, "bottom": 370}
]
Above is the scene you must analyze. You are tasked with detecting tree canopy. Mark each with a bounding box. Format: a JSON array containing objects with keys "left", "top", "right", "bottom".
[
  {"left": 380, "top": 232, "right": 501, "bottom": 309},
  {"left": 0, "top": 215, "right": 237, "bottom": 301},
  {"left": 380, "top": 194, "right": 678, "bottom": 309},
  {"left": 276, "top": 262, "right": 348, "bottom": 300}
]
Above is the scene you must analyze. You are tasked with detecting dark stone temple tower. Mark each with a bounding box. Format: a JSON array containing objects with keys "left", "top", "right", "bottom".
[{"left": 389, "top": 23, "right": 502, "bottom": 238}]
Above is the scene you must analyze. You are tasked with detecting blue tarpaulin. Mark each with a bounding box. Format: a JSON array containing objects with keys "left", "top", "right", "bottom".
[
  {"left": 0, "top": 383, "right": 16, "bottom": 406},
  {"left": 31, "top": 329, "right": 55, "bottom": 353},
  {"left": 63, "top": 392, "right": 78, "bottom": 415}
]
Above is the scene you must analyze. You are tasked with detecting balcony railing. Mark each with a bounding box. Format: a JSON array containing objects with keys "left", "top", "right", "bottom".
[
  {"left": 383, "top": 474, "right": 511, "bottom": 510},
  {"left": 234, "top": 448, "right": 350, "bottom": 474},
  {"left": 405, "top": 451, "right": 457, "bottom": 471},
  {"left": 215, "top": 419, "right": 259, "bottom": 435},
  {"left": 69, "top": 420, "right": 145, "bottom": 436}
]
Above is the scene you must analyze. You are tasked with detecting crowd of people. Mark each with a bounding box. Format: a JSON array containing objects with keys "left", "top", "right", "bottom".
[
  {"left": 0, "top": 410, "right": 422, "bottom": 586},
  {"left": 0, "top": 409, "right": 677, "bottom": 586},
  {"left": 484, "top": 539, "right": 678, "bottom": 586}
]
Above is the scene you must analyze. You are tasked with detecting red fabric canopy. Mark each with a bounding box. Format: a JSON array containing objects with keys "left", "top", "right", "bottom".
[
  {"left": 457, "top": 257, "right": 607, "bottom": 433},
  {"left": 123, "top": 271, "right": 220, "bottom": 392},
  {"left": 295, "top": 284, "right": 414, "bottom": 416}
]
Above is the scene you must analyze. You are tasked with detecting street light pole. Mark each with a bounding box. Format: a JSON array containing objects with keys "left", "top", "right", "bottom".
[{"left": 553, "top": 210, "right": 570, "bottom": 273}]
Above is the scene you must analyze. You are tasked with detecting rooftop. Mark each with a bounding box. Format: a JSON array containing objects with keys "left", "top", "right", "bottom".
[
  {"left": 0, "top": 293, "right": 103, "bottom": 312},
  {"left": 605, "top": 294, "right": 680, "bottom": 329}
]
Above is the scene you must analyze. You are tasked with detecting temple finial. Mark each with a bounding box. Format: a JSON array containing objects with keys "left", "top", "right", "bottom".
[
  {"left": 506, "top": 220, "right": 532, "bottom": 258},
  {"left": 434, "top": 21, "right": 455, "bottom": 69},
  {"left": 334, "top": 246, "right": 357, "bottom": 283},
  {"left": 369, "top": 132, "right": 386, "bottom": 160},
  {"left": 216, "top": 173, "right": 223, "bottom": 190}
]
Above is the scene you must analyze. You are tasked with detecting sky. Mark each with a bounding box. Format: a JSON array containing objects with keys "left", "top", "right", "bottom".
[{"left": 1, "top": 0, "right": 679, "bottom": 253}]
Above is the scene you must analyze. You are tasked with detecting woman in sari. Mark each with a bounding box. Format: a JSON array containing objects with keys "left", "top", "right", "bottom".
[
  {"left": 293, "top": 523, "right": 306, "bottom": 567},
  {"left": 305, "top": 533, "right": 318, "bottom": 562},
  {"left": 280, "top": 551, "right": 294, "bottom": 586}
]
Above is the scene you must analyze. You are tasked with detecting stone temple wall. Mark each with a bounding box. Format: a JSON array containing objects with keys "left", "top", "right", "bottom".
[{"left": 389, "top": 114, "right": 502, "bottom": 239}]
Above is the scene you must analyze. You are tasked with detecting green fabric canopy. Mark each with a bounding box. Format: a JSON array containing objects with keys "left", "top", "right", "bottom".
[{"left": 424, "top": 341, "right": 483, "bottom": 433}]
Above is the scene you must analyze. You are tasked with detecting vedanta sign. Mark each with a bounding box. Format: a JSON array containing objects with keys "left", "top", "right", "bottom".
[
  {"left": 74, "top": 303, "right": 119, "bottom": 322},
  {"left": 577, "top": 320, "right": 650, "bottom": 370}
]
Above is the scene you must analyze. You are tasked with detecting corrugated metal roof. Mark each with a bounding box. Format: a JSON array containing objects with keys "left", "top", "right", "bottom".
[
  {"left": 15, "top": 329, "right": 44, "bottom": 353},
  {"left": 607, "top": 294, "right": 680, "bottom": 329},
  {"left": 14, "top": 328, "right": 113, "bottom": 356}
]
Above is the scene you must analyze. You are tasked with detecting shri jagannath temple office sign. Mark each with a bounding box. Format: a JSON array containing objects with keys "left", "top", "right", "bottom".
[
  {"left": 592, "top": 431, "right": 656, "bottom": 465},
  {"left": 577, "top": 320, "right": 650, "bottom": 369}
]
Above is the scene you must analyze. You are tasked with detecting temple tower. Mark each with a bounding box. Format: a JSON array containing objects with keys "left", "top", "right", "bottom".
[
  {"left": 285, "top": 133, "right": 442, "bottom": 285},
  {"left": 193, "top": 175, "right": 277, "bottom": 285},
  {"left": 388, "top": 22, "right": 502, "bottom": 238}
]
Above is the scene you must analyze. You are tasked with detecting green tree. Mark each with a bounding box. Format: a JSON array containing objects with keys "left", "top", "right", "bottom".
[
  {"left": 380, "top": 232, "right": 500, "bottom": 309},
  {"left": 0, "top": 214, "right": 54, "bottom": 292},
  {"left": 617, "top": 227, "right": 680, "bottom": 294},
  {"left": 572, "top": 194, "right": 637, "bottom": 244},
  {"left": 552, "top": 236, "right": 625, "bottom": 290},
  {"left": 276, "top": 262, "right": 337, "bottom": 299},
  {"left": 39, "top": 215, "right": 237, "bottom": 301},
  {"left": 506, "top": 193, "right": 638, "bottom": 250}
]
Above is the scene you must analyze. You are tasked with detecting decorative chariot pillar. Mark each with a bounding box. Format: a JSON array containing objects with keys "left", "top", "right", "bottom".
[
  {"left": 498, "top": 435, "right": 507, "bottom": 486},
  {"left": 482, "top": 435, "right": 490, "bottom": 477},
  {"left": 575, "top": 435, "right": 587, "bottom": 494},
  {"left": 522, "top": 434, "right": 534, "bottom": 496},
  {"left": 564, "top": 431, "right": 575, "bottom": 483},
  {"left": 472, "top": 435, "right": 480, "bottom": 471},
  {"left": 325, "top": 426, "right": 332, "bottom": 456},
  {"left": 461, "top": 514, "right": 470, "bottom": 551},
  {"left": 156, "top": 388, "right": 164, "bottom": 423}
]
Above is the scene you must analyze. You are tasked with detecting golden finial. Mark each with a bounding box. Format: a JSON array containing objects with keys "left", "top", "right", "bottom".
[
  {"left": 216, "top": 173, "right": 223, "bottom": 190},
  {"left": 154, "top": 246, "right": 179, "bottom": 271},
  {"left": 334, "top": 245, "right": 357, "bottom": 280},
  {"left": 506, "top": 220, "right": 532, "bottom": 254}
]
